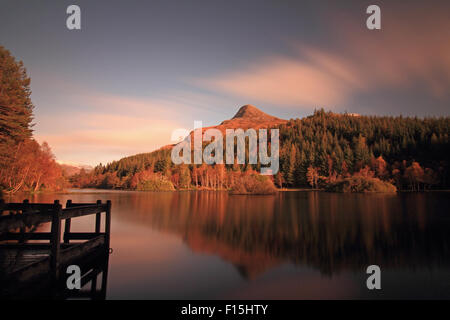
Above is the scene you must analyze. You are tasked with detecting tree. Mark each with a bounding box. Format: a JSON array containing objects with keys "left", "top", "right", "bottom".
[
  {"left": 423, "top": 168, "right": 438, "bottom": 190},
  {"left": 103, "top": 172, "right": 120, "bottom": 189},
  {"left": 191, "top": 165, "right": 199, "bottom": 187},
  {"left": 32, "top": 141, "right": 62, "bottom": 191},
  {"left": 0, "top": 47, "right": 34, "bottom": 148},
  {"left": 5, "top": 139, "right": 40, "bottom": 193},
  {"left": 0, "top": 46, "right": 35, "bottom": 190},
  {"left": 216, "top": 164, "right": 225, "bottom": 189},
  {"left": 404, "top": 162, "right": 424, "bottom": 191},
  {"left": 353, "top": 135, "right": 371, "bottom": 170},
  {"left": 306, "top": 166, "right": 319, "bottom": 189},
  {"left": 286, "top": 145, "right": 297, "bottom": 186},
  {"left": 178, "top": 164, "right": 191, "bottom": 189},
  {"left": 341, "top": 161, "right": 349, "bottom": 177},
  {"left": 371, "top": 156, "right": 388, "bottom": 180},
  {"left": 275, "top": 171, "right": 284, "bottom": 188}
]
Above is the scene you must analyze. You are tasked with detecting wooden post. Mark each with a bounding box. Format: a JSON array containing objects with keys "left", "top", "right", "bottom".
[
  {"left": 99, "top": 258, "right": 109, "bottom": 300},
  {"left": 95, "top": 200, "right": 102, "bottom": 234},
  {"left": 51, "top": 200, "right": 62, "bottom": 279},
  {"left": 64, "top": 200, "right": 72, "bottom": 244},
  {"left": 19, "top": 199, "right": 30, "bottom": 243},
  {"left": 91, "top": 268, "right": 98, "bottom": 299},
  {"left": 100, "top": 200, "right": 111, "bottom": 300},
  {"left": 105, "top": 200, "right": 111, "bottom": 251}
]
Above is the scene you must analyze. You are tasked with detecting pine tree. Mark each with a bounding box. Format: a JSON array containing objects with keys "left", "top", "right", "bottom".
[
  {"left": 0, "top": 46, "right": 35, "bottom": 189},
  {"left": 0, "top": 46, "right": 34, "bottom": 148},
  {"left": 286, "top": 145, "right": 297, "bottom": 186}
]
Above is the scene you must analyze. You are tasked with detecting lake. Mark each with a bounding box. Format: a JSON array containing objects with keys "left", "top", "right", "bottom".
[{"left": 7, "top": 190, "right": 450, "bottom": 299}]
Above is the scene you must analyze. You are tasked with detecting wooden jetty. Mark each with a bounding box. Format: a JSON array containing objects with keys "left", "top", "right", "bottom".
[{"left": 0, "top": 199, "right": 111, "bottom": 299}]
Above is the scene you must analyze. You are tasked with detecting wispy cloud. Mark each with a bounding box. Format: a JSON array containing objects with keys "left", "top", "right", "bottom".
[
  {"left": 34, "top": 94, "right": 187, "bottom": 165},
  {"left": 193, "top": 4, "right": 450, "bottom": 109},
  {"left": 194, "top": 50, "right": 361, "bottom": 107}
]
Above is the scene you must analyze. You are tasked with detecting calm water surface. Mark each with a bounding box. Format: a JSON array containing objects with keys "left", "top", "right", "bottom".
[{"left": 9, "top": 190, "right": 450, "bottom": 299}]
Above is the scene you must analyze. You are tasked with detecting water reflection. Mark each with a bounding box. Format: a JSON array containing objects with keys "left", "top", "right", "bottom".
[
  {"left": 111, "top": 191, "right": 450, "bottom": 278},
  {"left": 9, "top": 190, "right": 450, "bottom": 299}
]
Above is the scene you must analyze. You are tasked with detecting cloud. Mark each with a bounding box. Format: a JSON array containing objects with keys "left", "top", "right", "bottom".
[
  {"left": 338, "top": 4, "right": 450, "bottom": 100},
  {"left": 34, "top": 94, "right": 187, "bottom": 165},
  {"left": 195, "top": 54, "right": 356, "bottom": 107},
  {"left": 193, "top": 4, "right": 450, "bottom": 109}
]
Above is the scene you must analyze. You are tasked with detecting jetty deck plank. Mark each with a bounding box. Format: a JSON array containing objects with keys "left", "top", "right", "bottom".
[{"left": 0, "top": 247, "right": 49, "bottom": 274}]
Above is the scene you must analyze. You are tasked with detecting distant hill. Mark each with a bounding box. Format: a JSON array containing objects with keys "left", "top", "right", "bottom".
[{"left": 57, "top": 161, "right": 93, "bottom": 177}]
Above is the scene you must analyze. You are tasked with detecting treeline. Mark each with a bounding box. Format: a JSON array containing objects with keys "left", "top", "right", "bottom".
[
  {"left": 0, "top": 140, "right": 65, "bottom": 193},
  {"left": 5, "top": 41, "right": 448, "bottom": 194},
  {"left": 71, "top": 149, "right": 274, "bottom": 192},
  {"left": 71, "top": 110, "right": 450, "bottom": 192},
  {"left": 0, "top": 46, "right": 65, "bottom": 194},
  {"left": 279, "top": 110, "right": 449, "bottom": 191}
]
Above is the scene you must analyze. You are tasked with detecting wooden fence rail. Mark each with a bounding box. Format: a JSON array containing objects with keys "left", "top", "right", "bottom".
[{"left": 0, "top": 199, "right": 111, "bottom": 299}]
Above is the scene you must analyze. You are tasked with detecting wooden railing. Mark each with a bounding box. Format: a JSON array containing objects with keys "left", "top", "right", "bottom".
[{"left": 0, "top": 199, "right": 111, "bottom": 298}]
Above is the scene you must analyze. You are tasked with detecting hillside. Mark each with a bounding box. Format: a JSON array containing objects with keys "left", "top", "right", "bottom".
[
  {"left": 70, "top": 107, "right": 450, "bottom": 191},
  {"left": 57, "top": 161, "right": 93, "bottom": 176}
]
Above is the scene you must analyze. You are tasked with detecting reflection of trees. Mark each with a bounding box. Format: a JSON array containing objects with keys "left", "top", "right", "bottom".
[{"left": 115, "top": 191, "right": 450, "bottom": 277}]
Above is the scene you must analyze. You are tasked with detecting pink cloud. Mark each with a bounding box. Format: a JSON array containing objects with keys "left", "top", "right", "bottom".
[
  {"left": 196, "top": 54, "right": 357, "bottom": 107},
  {"left": 195, "top": 4, "right": 450, "bottom": 108},
  {"left": 34, "top": 94, "right": 187, "bottom": 165}
]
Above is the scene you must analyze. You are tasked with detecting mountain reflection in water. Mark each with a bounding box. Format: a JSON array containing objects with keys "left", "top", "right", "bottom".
[
  {"left": 10, "top": 190, "right": 450, "bottom": 299},
  {"left": 113, "top": 191, "right": 450, "bottom": 278}
]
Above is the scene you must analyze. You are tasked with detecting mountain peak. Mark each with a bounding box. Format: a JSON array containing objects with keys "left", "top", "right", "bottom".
[
  {"left": 232, "top": 105, "right": 280, "bottom": 121},
  {"left": 217, "top": 104, "right": 286, "bottom": 129}
]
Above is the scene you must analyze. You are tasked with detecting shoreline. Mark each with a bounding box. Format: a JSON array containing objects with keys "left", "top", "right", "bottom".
[{"left": 4, "top": 187, "right": 450, "bottom": 197}]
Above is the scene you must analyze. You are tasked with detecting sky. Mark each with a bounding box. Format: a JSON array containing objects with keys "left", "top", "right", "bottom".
[{"left": 1, "top": 0, "right": 449, "bottom": 166}]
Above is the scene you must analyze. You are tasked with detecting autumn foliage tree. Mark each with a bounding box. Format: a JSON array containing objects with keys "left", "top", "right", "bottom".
[
  {"left": 306, "top": 166, "right": 319, "bottom": 189},
  {"left": 404, "top": 162, "right": 424, "bottom": 191},
  {"left": 0, "top": 46, "right": 64, "bottom": 193}
]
